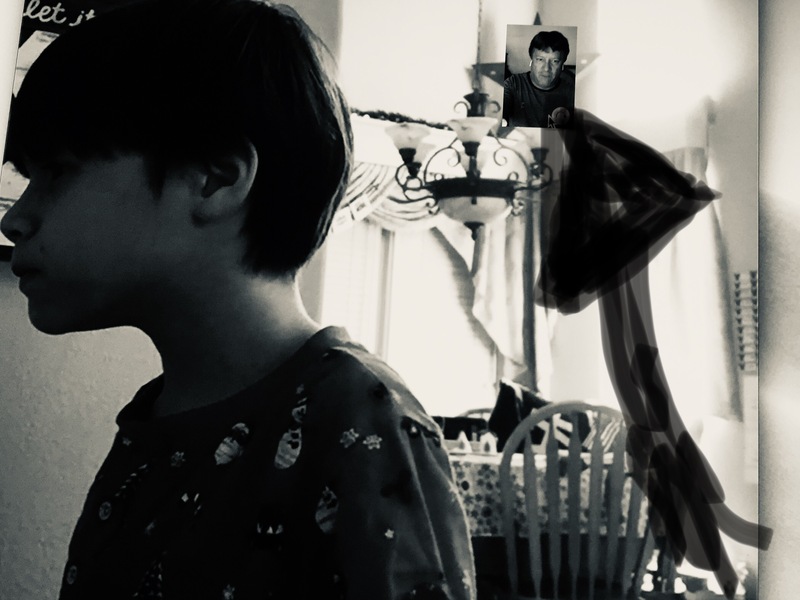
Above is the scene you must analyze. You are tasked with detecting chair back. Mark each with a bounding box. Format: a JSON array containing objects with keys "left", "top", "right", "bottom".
[
  {"left": 499, "top": 401, "right": 654, "bottom": 600},
  {"left": 458, "top": 408, "right": 495, "bottom": 421}
]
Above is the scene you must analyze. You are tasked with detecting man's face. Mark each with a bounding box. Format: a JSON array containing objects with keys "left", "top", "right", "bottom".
[
  {"left": 0, "top": 153, "right": 191, "bottom": 334},
  {"left": 530, "top": 47, "right": 565, "bottom": 90}
]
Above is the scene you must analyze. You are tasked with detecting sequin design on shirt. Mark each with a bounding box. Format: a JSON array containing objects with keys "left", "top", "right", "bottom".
[
  {"left": 315, "top": 485, "right": 339, "bottom": 534},
  {"left": 400, "top": 416, "right": 443, "bottom": 447},
  {"left": 170, "top": 451, "right": 186, "bottom": 468},
  {"left": 133, "top": 557, "right": 164, "bottom": 598},
  {"left": 180, "top": 491, "right": 203, "bottom": 516},
  {"left": 362, "top": 434, "right": 382, "bottom": 450},
  {"left": 274, "top": 388, "right": 307, "bottom": 469},
  {"left": 98, "top": 463, "right": 150, "bottom": 521},
  {"left": 340, "top": 428, "right": 360, "bottom": 448},
  {"left": 214, "top": 422, "right": 250, "bottom": 466},
  {"left": 403, "top": 582, "right": 450, "bottom": 599},
  {"left": 254, "top": 509, "right": 286, "bottom": 552}
]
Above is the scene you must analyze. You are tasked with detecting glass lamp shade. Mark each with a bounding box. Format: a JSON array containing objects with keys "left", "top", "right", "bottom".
[
  {"left": 427, "top": 177, "right": 520, "bottom": 226},
  {"left": 438, "top": 195, "right": 512, "bottom": 225},
  {"left": 446, "top": 117, "right": 498, "bottom": 144},
  {"left": 386, "top": 122, "right": 431, "bottom": 151},
  {"left": 515, "top": 126, "right": 542, "bottom": 149}
]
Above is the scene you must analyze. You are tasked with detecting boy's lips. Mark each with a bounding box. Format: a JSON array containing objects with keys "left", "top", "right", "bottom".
[
  {"left": 10, "top": 263, "right": 41, "bottom": 279},
  {"left": 10, "top": 264, "right": 44, "bottom": 293}
]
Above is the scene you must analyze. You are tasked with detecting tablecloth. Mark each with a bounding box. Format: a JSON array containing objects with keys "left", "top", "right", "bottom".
[{"left": 449, "top": 452, "right": 648, "bottom": 538}]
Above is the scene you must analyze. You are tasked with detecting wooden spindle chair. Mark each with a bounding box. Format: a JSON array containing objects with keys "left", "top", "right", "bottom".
[{"left": 499, "top": 402, "right": 655, "bottom": 600}]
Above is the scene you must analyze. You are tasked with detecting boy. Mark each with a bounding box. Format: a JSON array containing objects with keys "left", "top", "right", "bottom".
[{"left": 1, "top": 0, "right": 476, "bottom": 598}]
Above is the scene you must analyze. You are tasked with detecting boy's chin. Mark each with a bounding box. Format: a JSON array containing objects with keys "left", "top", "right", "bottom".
[{"left": 27, "top": 305, "right": 111, "bottom": 336}]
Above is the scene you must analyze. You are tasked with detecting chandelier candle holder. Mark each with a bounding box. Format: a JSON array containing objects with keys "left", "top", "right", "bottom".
[
  {"left": 381, "top": 0, "right": 554, "bottom": 237},
  {"left": 385, "top": 114, "right": 554, "bottom": 238}
]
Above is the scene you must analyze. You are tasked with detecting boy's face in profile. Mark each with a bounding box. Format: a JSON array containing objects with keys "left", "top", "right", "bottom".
[{"left": 1, "top": 153, "right": 187, "bottom": 334}]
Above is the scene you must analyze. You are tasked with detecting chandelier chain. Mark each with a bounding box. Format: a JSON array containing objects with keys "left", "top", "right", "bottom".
[{"left": 473, "top": 0, "right": 483, "bottom": 92}]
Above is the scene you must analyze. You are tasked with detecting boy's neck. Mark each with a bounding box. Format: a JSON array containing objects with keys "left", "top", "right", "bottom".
[{"left": 144, "top": 275, "right": 320, "bottom": 419}]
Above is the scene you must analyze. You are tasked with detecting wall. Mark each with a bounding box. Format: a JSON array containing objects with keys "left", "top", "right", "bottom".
[
  {"left": 338, "top": 0, "right": 536, "bottom": 122},
  {"left": 758, "top": 0, "right": 800, "bottom": 595},
  {"left": 704, "top": 0, "right": 759, "bottom": 275},
  {"left": 0, "top": 263, "right": 162, "bottom": 598},
  {"left": 592, "top": 0, "right": 758, "bottom": 272}
]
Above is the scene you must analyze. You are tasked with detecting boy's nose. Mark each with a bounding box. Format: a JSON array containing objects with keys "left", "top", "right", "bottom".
[{"left": 0, "top": 200, "right": 37, "bottom": 244}]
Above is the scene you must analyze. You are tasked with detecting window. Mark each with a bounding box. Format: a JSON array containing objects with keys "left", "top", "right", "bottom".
[{"left": 319, "top": 220, "right": 499, "bottom": 416}]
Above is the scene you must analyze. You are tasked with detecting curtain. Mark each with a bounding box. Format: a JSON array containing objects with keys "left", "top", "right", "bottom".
[
  {"left": 338, "top": 158, "right": 553, "bottom": 396},
  {"left": 649, "top": 148, "right": 741, "bottom": 427},
  {"left": 430, "top": 191, "right": 554, "bottom": 395},
  {"left": 534, "top": 109, "right": 769, "bottom": 597}
]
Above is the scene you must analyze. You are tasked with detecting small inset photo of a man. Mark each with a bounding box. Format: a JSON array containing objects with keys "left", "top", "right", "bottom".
[{"left": 502, "top": 25, "right": 578, "bottom": 130}]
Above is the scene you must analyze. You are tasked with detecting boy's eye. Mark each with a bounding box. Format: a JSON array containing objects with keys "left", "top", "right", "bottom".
[
  {"left": 29, "top": 159, "right": 75, "bottom": 183},
  {"left": 44, "top": 163, "right": 66, "bottom": 179}
]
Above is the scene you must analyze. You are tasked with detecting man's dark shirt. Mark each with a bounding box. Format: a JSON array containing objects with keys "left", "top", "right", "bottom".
[{"left": 503, "top": 69, "right": 576, "bottom": 128}]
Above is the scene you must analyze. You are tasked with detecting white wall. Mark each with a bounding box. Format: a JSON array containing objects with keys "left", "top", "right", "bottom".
[
  {"left": 0, "top": 263, "right": 162, "bottom": 598},
  {"left": 758, "top": 0, "right": 800, "bottom": 595},
  {"left": 338, "top": 0, "right": 536, "bottom": 122}
]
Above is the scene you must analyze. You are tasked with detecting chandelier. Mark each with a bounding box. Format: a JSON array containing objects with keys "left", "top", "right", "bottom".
[{"left": 383, "top": 1, "right": 554, "bottom": 238}]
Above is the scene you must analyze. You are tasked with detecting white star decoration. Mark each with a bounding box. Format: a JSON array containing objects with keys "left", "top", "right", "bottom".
[
  {"left": 170, "top": 451, "right": 186, "bottom": 467},
  {"left": 363, "top": 435, "right": 382, "bottom": 450},
  {"left": 384, "top": 528, "right": 395, "bottom": 539},
  {"left": 462, "top": 569, "right": 472, "bottom": 589},
  {"left": 339, "top": 429, "right": 359, "bottom": 448}
]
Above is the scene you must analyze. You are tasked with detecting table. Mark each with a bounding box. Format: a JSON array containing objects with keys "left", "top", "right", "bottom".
[{"left": 448, "top": 451, "right": 649, "bottom": 539}]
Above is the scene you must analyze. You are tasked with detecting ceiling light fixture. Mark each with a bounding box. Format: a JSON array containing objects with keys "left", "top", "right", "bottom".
[{"left": 384, "top": 0, "right": 554, "bottom": 238}]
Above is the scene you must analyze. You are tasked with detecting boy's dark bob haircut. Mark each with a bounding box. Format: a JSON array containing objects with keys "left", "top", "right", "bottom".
[{"left": 6, "top": 0, "right": 353, "bottom": 276}]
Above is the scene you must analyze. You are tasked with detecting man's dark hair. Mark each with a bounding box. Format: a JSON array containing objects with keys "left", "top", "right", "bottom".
[
  {"left": 6, "top": 0, "right": 353, "bottom": 276},
  {"left": 528, "top": 30, "right": 570, "bottom": 60}
]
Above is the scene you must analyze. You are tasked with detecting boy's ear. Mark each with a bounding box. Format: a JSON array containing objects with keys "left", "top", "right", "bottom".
[{"left": 191, "top": 139, "right": 258, "bottom": 225}]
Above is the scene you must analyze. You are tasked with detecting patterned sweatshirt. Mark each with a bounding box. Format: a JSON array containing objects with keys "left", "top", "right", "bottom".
[{"left": 58, "top": 327, "right": 476, "bottom": 600}]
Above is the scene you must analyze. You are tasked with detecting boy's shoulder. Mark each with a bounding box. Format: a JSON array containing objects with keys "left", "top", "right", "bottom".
[{"left": 299, "top": 330, "right": 442, "bottom": 442}]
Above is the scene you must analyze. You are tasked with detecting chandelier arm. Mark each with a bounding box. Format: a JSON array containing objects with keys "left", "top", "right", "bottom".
[
  {"left": 392, "top": 189, "right": 437, "bottom": 205},
  {"left": 490, "top": 135, "right": 555, "bottom": 189},
  {"left": 421, "top": 141, "right": 463, "bottom": 185},
  {"left": 394, "top": 162, "right": 422, "bottom": 190},
  {"left": 392, "top": 162, "right": 438, "bottom": 204},
  {"left": 453, "top": 99, "right": 471, "bottom": 115},
  {"left": 518, "top": 162, "right": 554, "bottom": 191},
  {"left": 490, "top": 143, "right": 530, "bottom": 182},
  {"left": 510, "top": 194, "right": 527, "bottom": 216}
]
